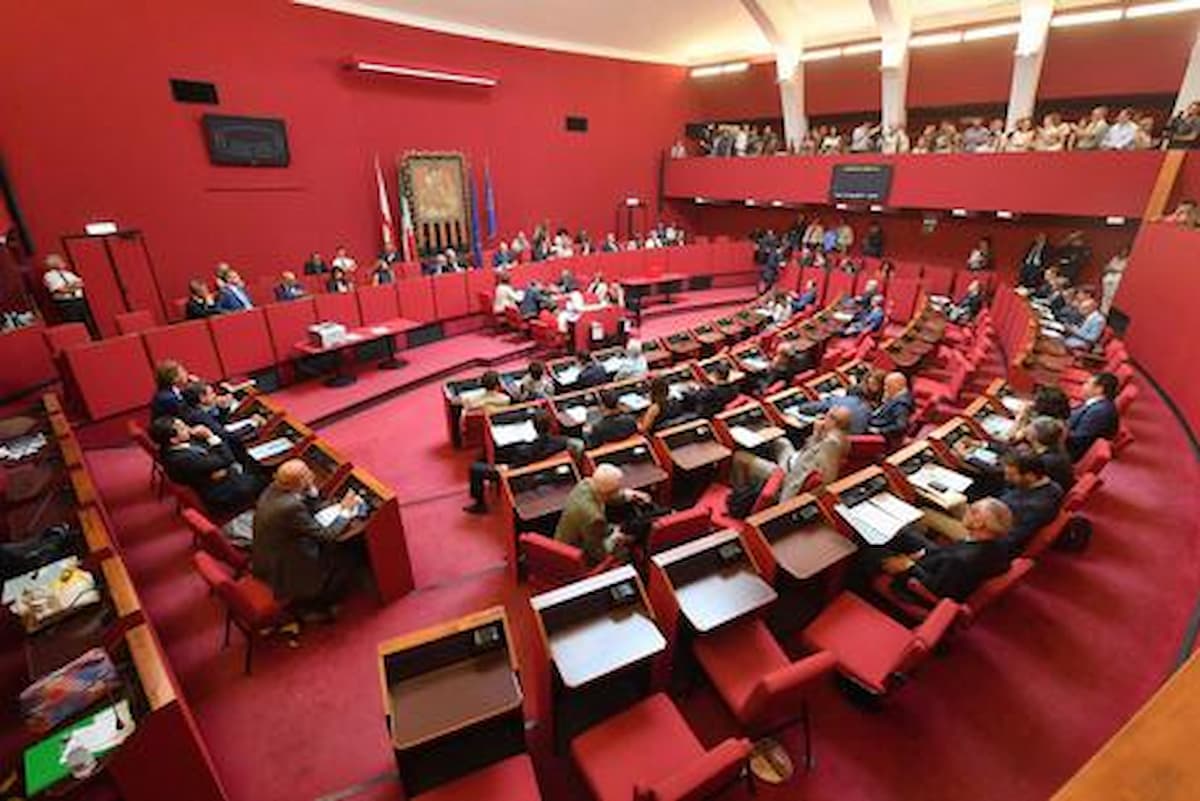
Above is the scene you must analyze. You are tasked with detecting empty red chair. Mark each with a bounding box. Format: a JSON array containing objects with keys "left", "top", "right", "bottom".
[
  {"left": 43, "top": 323, "right": 91, "bottom": 356},
  {"left": 1063, "top": 472, "right": 1101, "bottom": 513},
  {"left": 194, "top": 552, "right": 287, "bottom": 675},
  {"left": 1115, "top": 383, "right": 1138, "bottom": 415},
  {"left": 528, "top": 312, "right": 566, "bottom": 352},
  {"left": 693, "top": 618, "right": 836, "bottom": 769},
  {"left": 1075, "top": 439, "right": 1112, "bottom": 478},
  {"left": 519, "top": 533, "right": 615, "bottom": 592},
  {"left": 182, "top": 507, "right": 250, "bottom": 574},
  {"left": 570, "top": 693, "right": 751, "bottom": 801},
  {"left": 1112, "top": 420, "right": 1136, "bottom": 455},
  {"left": 801, "top": 592, "right": 962, "bottom": 696},
  {"left": 646, "top": 507, "right": 712, "bottom": 553},
  {"left": 460, "top": 410, "right": 487, "bottom": 451},
  {"left": 114, "top": 309, "right": 156, "bottom": 335},
  {"left": 845, "top": 434, "right": 887, "bottom": 472},
  {"left": 413, "top": 754, "right": 542, "bottom": 801}
]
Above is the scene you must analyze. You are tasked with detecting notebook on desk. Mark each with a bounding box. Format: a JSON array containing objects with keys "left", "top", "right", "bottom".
[
  {"left": 980, "top": 416, "right": 1016, "bottom": 440},
  {"left": 247, "top": 437, "right": 293, "bottom": 462},
  {"left": 492, "top": 420, "right": 538, "bottom": 448},
  {"left": 619, "top": 393, "right": 650, "bottom": 412},
  {"left": 729, "top": 425, "right": 784, "bottom": 450},
  {"left": 909, "top": 463, "right": 973, "bottom": 495},
  {"left": 834, "top": 492, "right": 923, "bottom": 545},
  {"left": 562, "top": 406, "right": 588, "bottom": 426}
]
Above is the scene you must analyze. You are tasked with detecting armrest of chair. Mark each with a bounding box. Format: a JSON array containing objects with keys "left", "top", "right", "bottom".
[
  {"left": 635, "top": 737, "right": 752, "bottom": 801},
  {"left": 913, "top": 599, "right": 962, "bottom": 650},
  {"left": 741, "top": 651, "right": 837, "bottom": 725},
  {"left": 519, "top": 532, "right": 587, "bottom": 572}
]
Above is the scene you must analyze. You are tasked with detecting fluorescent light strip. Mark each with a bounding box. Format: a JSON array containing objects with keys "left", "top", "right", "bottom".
[
  {"left": 770, "top": 201, "right": 785, "bottom": 207},
  {"left": 1125, "top": 0, "right": 1200, "bottom": 18},
  {"left": 85, "top": 221, "right": 118, "bottom": 236},
  {"left": 745, "top": 199, "right": 757, "bottom": 206},
  {"left": 909, "top": 31, "right": 965, "bottom": 48},
  {"left": 870, "top": 204, "right": 883, "bottom": 213},
  {"left": 1106, "top": 216, "right": 1127, "bottom": 225},
  {"left": 835, "top": 203, "right": 849, "bottom": 211},
  {"left": 1049, "top": 8, "right": 1124, "bottom": 27},
  {"left": 354, "top": 60, "right": 497, "bottom": 86},
  {"left": 963, "top": 22, "right": 1021, "bottom": 41},
  {"left": 694, "top": 197, "right": 707, "bottom": 204},
  {"left": 842, "top": 41, "right": 883, "bottom": 56},
  {"left": 996, "top": 210, "right": 1015, "bottom": 219},
  {"left": 690, "top": 61, "right": 749, "bottom": 78},
  {"left": 951, "top": 208, "right": 969, "bottom": 217},
  {"left": 802, "top": 47, "right": 842, "bottom": 62}
]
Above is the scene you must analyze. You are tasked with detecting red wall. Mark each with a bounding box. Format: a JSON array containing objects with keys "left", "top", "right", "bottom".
[
  {"left": 689, "top": 61, "right": 780, "bottom": 121},
  {"left": 908, "top": 37, "right": 1014, "bottom": 109},
  {"left": 1118, "top": 222, "right": 1200, "bottom": 432},
  {"left": 0, "top": 0, "right": 691, "bottom": 299},
  {"left": 673, "top": 204, "right": 1135, "bottom": 286},
  {"left": 806, "top": 53, "right": 882, "bottom": 116}
]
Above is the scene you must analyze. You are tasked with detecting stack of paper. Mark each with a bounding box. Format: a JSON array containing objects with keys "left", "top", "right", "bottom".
[
  {"left": 226, "top": 419, "right": 258, "bottom": 435},
  {"left": 834, "top": 492, "right": 923, "bottom": 545},
  {"left": 556, "top": 366, "right": 582, "bottom": 385},
  {"left": 969, "top": 446, "right": 999, "bottom": 466},
  {"left": 729, "top": 426, "right": 769, "bottom": 450},
  {"left": 315, "top": 504, "right": 347, "bottom": 528},
  {"left": 563, "top": 406, "right": 588, "bottom": 425},
  {"left": 741, "top": 356, "right": 769, "bottom": 372},
  {"left": 618, "top": 393, "right": 650, "bottom": 412},
  {"left": 459, "top": 387, "right": 487, "bottom": 403},
  {"left": 1000, "top": 396, "right": 1028, "bottom": 414},
  {"left": 493, "top": 419, "right": 538, "bottom": 448},
  {"left": 247, "top": 437, "right": 293, "bottom": 462},
  {"left": 3, "top": 556, "right": 80, "bottom": 606},
  {"left": 602, "top": 357, "right": 625, "bottom": 373},
  {"left": 980, "top": 415, "right": 1016, "bottom": 440}
]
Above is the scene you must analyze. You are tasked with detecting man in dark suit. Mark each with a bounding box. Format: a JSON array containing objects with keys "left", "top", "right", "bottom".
[
  {"left": 585, "top": 389, "right": 639, "bottom": 449},
  {"left": 576, "top": 353, "right": 609, "bottom": 389},
  {"left": 997, "top": 448, "right": 1064, "bottom": 556},
  {"left": 303, "top": 252, "right": 328, "bottom": 275},
  {"left": 877, "top": 498, "right": 1013, "bottom": 604},
  {"left": 184, "top": 280, "right": 220, "bottom": 320},
  {"left": 150, "top": 360, "right": 189, "bottom": 420},
  {"left": 1018, "top": 234, "right": 1050, "bottom": 288},
  {"left": 216, "top": 270, "right": 254, "bottom": 312},
  {"left": 274, "top": 271, "right": 306, "bottom": 302},
  {"left": 150, "top": 416, "right": 265, "bottom": 517},
  {"left": 868, "top": 372, "right": 914, "bottom": 441},
  {"left": 179, "top": 382, "right": 264, "bottom": 453},
  {"left": 1066, "top": 372, "right": 1120, "bottom": 461},
  {"left": 251, "top": 459, "right": 362, "bottom": 621}
]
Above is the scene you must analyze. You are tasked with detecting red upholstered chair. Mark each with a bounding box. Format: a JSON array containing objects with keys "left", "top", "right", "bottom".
[
  {"left": 1075, "top": 439, "right": 1112, "bottom": 479},
  {"left": 749, "top": 468, "right": 784, "bottom": 515},
  {"left": 43, "top": 323, "right": 92, "bottom": 356},
  {"left": 646, "top": 507, "right": 713, "bottom": 554},
  {"left": 845, "top": 434, "right": 887, "bottom": 473},
  {"left": 872, "top": 558, "right": 1034, "bottom": 625},
  {"left": 693, "top": 617, "right": 836, "bottom": 769},
  {"left": 519, "top": 533, "right": 615, "bottom": 592},
  {"left": 1020, "top": 510, "right": 1073, "bottom": 559},
  {"left": 570, "top": 693, "right": 752, "bottom": 801},
  {"left": 504, "top": 306, "right": 529, "bottom": 336},
  {"left": 529, "top": 312, "right": 566, "bottom": 352},
  {"left": 460, "top": 410, "right": 487, "bottom": 451},
  {"left": 127, "top": 420, "right": 164, "bottom": 495},
  {"left": 1115, "top": 383, "right": 1138, "bottom": 415},
  {"left": 114, "top": 309, "right": 156, "bottom": 335},
  {"left": 801, "top": 592, "right": 962, "bottom": 696},
  {"left": 413, "top": 754, "right": 542, "bottom": 801},
  {"left": 182, "top": 507, "right": 250, "bottom": 574},
  {"left": 194, "top": 552, "right": 287, "bottom": 675},
  {"left": 1112, "top": 421, "right": 1136, "bottom": 455},
  {"left": 1063, "top": 472, "right": 1101, "bottom": 513}
]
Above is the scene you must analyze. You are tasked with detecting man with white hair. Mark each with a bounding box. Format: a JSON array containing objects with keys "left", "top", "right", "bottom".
[
  {"left": 877, "top": 497, "right": 1014, "bottom": 604},
  {"left": 615, "top": 339, "right": 648, "bottom": 380},
  {"left": 1063, "top": 297, "right": 1105, "bottom": 350},
  {"left": 554, "top": 464, "right": 651, "bottom": 565},
  {"left": 868, "top": 372, "right": 914, "bottom": 442}
]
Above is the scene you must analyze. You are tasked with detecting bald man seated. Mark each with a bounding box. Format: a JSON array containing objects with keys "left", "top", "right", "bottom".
[
  {"left": 875, "top": 498, "right": 1014, "bottom": 605},
  {"left": 553, "top": 464, "right": 651, "bottom": 566},
  {"left": 251, "top": 459, "right": 363, "bottom": 622},
  {"left": 867, "top": 371, "right": 914, "bottom": 441},
  {"left": 730, "top": 407, "right": 852, "bottom": 500}
]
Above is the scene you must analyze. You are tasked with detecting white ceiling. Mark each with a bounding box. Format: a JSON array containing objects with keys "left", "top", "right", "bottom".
[{"left": 296, "top": 0, "right": 1113, "bottom": 65}]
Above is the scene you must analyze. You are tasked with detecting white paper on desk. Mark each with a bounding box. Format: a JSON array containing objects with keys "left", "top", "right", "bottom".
[
  {"left": 247, "top": 437, "right": 292, "bottom": 461},
  {"left": 556, "top": 367, "right": 581, "bottom": 385},
  {"left": 820, "top": 387, "right": 846, "bottom": 399},
  {"left": 564, "top": 406, "right": 588, "bottom": 425},
  {"left": 729, "top": 426, "right": 765, "bottom": 450},
  {"left": 344, "top": 332, "right": 363, "bottom": 342},
  {"left": 1001, "top": 396, "right": 1028, "bottom": 414},
  {"left": 0, "top": 433, "right": 47, "bottom": 462},
  {"left": 493, "top": 420, "right": 538, "bottom": 448},
  {"left": 741, "top": 357, "right": 768, "bottom": 372},
  {"left": 618, "top": 393, "right": 649, "bottom": 412},
  {"left": 314, "top": 504, "right": 346, "bottom": 528},
  {"left": 226, "top": 398, "right": 241, "bottom": 415},
  {"left": 833, "top": 312, "right": 854, "bottom": 322},
  {"left": 459, "top": 387, "right": 487, "bottom": 402},
  {"left": 869, "top": 492, "right": 924, "bottom": 527},
  {"left": 970, "top": 447, "right": 999, "bottom": 466},
  {"left": 929, "top": 294, "right": 951, "bottom": 305},
  {"left": 602, "top": 357, "right": 625, "bottom": 373},
  {"left": 226, "top": 419, "right": 257, "bottom": 435},
  {"left": 668, "top": 385, "right": 688, "bottom": 401},
  {"left": 370, "top": 325, "right": 390, "bottom": 335},
  {"left": 834, "top": 503, "right": 892, "bottom": 545},
  {"left": 2, "top": 556, "right": 79, "bottom": 605},
  {"left": 1042, "top": 319, "right": 1066, "bottom": 332},
  {"left": 981, "top": 415, "right": 1016, "bottom": 440},
  {"left": 58, "top": 702, "right": 134, "bottom": 764},
  {"left": 910, "top": 463, "right": 973, "bottom": 495}
]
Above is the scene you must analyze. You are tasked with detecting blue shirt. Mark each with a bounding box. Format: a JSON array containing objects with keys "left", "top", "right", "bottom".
[{"left": 799, "top": 394, "right": 873, "bottom": 434}]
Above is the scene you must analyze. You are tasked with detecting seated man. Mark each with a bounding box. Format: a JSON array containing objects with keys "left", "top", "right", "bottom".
[
  {"left": 756, "top": 342, "right": 810, "bottom": 394},
  {"left": 1021, "top": 416, "right": 1075, "bottom": 491},
  {"left": 492, "top": 242, "right": 516, "bottom": 269},
  {"left": 507, "top": 361, "right": 555, "bottom": 402},
  {"left": 730, "top": 407, "right": 852, "bottom": 501},
  {"left": 462, "top": 370, "right": 512, "bottom": 415},
  {"left": 518, "top": 280, "right": 555, "bottom": 318},
  {"left": 554, "top": 464, "right": 651, "bottom": 566},
  {"left": 184, "top": 279, "right": 220, "bottom": 320},
  {"left": 150, "top": 416, "right": 265, "bottom": 517},
  {"left": 849, "top": 279, "right": 879, "bottom": 311},
  {"left": 792, "top": 279, "right": 819, "bottom": 314},
  {"left": 584, "top": 389, "right": 639, "bottom": 449},
  {"left": 867, "top": 372, "right": 914, "bottom": 442},
  {"left": 179, "top": 381, "right": 264, "bottom": 449},
  {"left": 613, "top": 339, "right": 649, "bottom": 380},
  {"left": 464, "top": 410, "right": 568, "bottom": 514},
  {"left": 215, "top": 269, "right": 254, "bottom": 312},
  {"left": 842, "top": 294, "right": 886, "bottom": 337},
  {"left": 691, "top": 361, "right": 743, "bottom": 419},
  {"left": 274, "top": 271, "right": 306, "bottom": 302},
  {"left": 1063, "top": 297, "right": 1105, "bottom": 350},
  {"left": 796, "top": 383, "right": 875, "bottom": 434},
  {"left": 876, "top": 498, "right": 1013, "bottom": 604},
  {"left": 151, "top": 359, "right": 190, "bottom": 420},
  {"left": 575, "top": 353, "right": 609, "bottom": 389},
  {"left": 1066, "top": 372, "right": 1120, "bottom": 461},
  {"left": 948, "top": 279, "right": 984, "bottom": 324},
  {"left": 252, "top": 459, "right": 362, "bottom": 621}
]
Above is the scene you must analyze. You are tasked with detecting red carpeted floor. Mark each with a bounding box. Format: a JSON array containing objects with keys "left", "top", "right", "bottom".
[{"left": 85, "top": 307, "right": 1200, "bottom": 801}]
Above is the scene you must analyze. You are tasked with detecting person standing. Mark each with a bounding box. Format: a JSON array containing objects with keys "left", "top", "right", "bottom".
[
  {"left": 1100, "top": 247, "right": 1129, "bottom": 313},
  {"left": 42, "top": 254, "right": 96, "bottom": 336}
]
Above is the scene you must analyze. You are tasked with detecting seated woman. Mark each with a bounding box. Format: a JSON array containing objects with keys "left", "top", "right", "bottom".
[
  {"left": 326, "top": 265, "right": 353, "bottom": 294},
  {"left": 639, "top": 375, "right": 687, "bottom": 433},
  {"left": 371, "top": 259, "right": 395, "bottom": 286}
]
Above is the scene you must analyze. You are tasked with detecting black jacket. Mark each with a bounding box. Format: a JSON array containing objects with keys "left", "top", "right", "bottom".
[
  {"left": 913, "top": 539, "right": 1010, "bottom": 601},
  {"left": 1066, "top": 398, "right": 1118, "bottom": 461},
  {"left": 161, "top": 440, "right": 260, "bottom": 515}
]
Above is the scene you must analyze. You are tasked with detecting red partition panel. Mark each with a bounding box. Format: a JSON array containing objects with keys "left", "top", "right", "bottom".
[
  {"left": 62, "top": 237, "right": 124, "bottom": 338},
  {"left": 314, "top": 291, "right": 362, "bottom": 327},
  {"left": 43, "top": 323, "right": 91, "bottom": 356},
  {"left": 63, "top": 335, "right": 154, "bottom": 420},
  {"left": 777, "top": 261, "right": 801, "bottom": 292},
  {"left": 466, "top": 268, "right": 497, "bottom": 314},
  {"left": 724, "top": 240, "right": 755, "bottom": 273},
  {"left": 300, "top": 275, "right": 325, "bottom": 296},
  {"left": 263, "top": 297, "right": 318, "bottom": 362},
  {"left": 0, "top": 325, "right": 54, "bottom": 398},
  {"left": 114, "top": 310, "right": 156, "bottom": 335},
  {"left": 887, "top": 277, "right": 920, "bottom": 323},
  {"left": 667, "top": 244, "right": 713, "bottom": 278},
  {"left": 397, "top": 277, "right": 436, "bottom": 323},
  {"left": 953, "top": 270, "right": 993, "bottom": 297},
  {"left": 397, "top": 261, "right": 421, "bottom": 281},
  {"left": 430, "top": 272, "right": 470, "bottom": 320},
  {"left": 108, "top": 234, "right": 167, "bottom": 323},
  {"left": 356, "top": 283, "right": 401, "bottom": 325},
  {"left": 826, "top": 270, "right": 855, "bottom": 301},
  {"left": 920, "top": 264, "right": 956, "bottom": 297},
  {"left": 644, "top": 249, "right": 668, "bottom": 277},
  {"left": 142, "top": 320, "right": 224, "bottom": 381},
  {"left": 209, "top": 309, "right": 275, "bottom": 377}
]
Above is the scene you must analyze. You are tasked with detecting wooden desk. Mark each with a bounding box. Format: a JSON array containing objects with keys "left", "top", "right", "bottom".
[
  {"left": 669, "top": 441, "right": 731, "bottom": 472},
  {"left": 653, "top": 530, "right": 777, "bottom": 634},
  {"left": 747, "top": 495, "right": 858, "bottom": 582},
  {"left": 327, "top": 468, "right": 414, "bottom": 601},
  {"left": 293, "top": 320, "right": 418, "bottom": 387},
  {"left": 532, "top": 566, "right": 665, "bottom": 690},
  {"left": 585, "top": 438, "right": 668, "bottom": 494},
  {"left": 504, "top": 457, "right": 579, "bottom": 522},
  {"left": 443, "top": 369, "right": 528, "bottom": 448}
]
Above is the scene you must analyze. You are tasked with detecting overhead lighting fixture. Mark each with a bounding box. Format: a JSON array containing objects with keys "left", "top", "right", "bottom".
[
  {"left": 963, "top": 22, "right": 1021, "bottom": 41},
  {"left": 870, "top": 204, "right": 883, "bottom": 213},
  {"left": 1050, "top": 8, "right": 1124, "bottom": 27},
  {"left": 802, "top": 47, "right": 842, "bottom": 62},
  {"left": 350, "top": 59, "right": 498, "bottom": 86},
  {"left": 1106, "top": 216, "right": 1127, "bottom": 225},
  {"left": 842, "top": 41, "right": 883, "bottom": 56},
  {"left": 1125, "top": 0, "right": 1200, "bottom": 18},
  {"left": 85, "top": 221, "right": 118, "bottom": 236},
  {"left": 745, "top": 199, "right": 757, "bottom": 206},
  {"left": 625, "top": 197, "right": 641, "bottom": 207},
  {"left": 910, "top": 31, "right": 964, "bottom": 48},
  {"left": 835, "top": 202, "right": 849, "bottom": 211},
  {"left": 770, "top": 200, "right": 785, "bottom": 207},
  {"left": 951, "top": 208, "right": 969, "bottom": 217},
  {"left": 996, "top": 210, "right": 1015, "bottom": 219},
  {"left": 694, "top": 197, "right": 708, "bottom": 204},
  {"left": 689, "top": 61, "right": 749, "bottom": 78}
]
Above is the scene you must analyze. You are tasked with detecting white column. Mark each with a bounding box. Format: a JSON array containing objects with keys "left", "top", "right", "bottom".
[
  {"left": 778, "top": 57, "right": 808, "bottom": 149},
  {"left": 1005, "top": 0, "right": 1053, "bottom": 129},
  {"left": 880, "top": 52, "right": 910, "bottom": 131},
  {"left": 1173, "top": 31, "right": 1200, "bottom": 115},
  {"left": 870, "top": 0, "right": 913, "bottom": 132}
]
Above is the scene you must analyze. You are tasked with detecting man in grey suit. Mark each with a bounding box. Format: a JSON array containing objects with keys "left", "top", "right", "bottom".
[
  {"left": 731, "top": 407, "right": 852, "bottom": 500},
  {"left": 251, "top": 460, "right": 362, "bottom": 622}
]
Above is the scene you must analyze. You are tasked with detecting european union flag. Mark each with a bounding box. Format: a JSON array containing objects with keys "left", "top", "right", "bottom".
[
  {"left": 484, "top": 160, "right": 498, "bottom": 240},
  {"left": 469, "top": 168, "right": 484, "bottom": 269}
]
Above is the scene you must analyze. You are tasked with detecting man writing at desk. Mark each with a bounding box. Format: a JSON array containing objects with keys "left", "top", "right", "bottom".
[
  {"left": 252, "top": 460, "right": 363, "bottom": 623},
  {"left": 555, "top": 464, "right": 651, "bottom": 566}
]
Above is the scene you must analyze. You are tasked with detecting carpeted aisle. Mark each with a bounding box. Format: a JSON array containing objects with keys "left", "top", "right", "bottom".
[{"left": 87, "top": 314, "right": 1200, "bottom": 801}]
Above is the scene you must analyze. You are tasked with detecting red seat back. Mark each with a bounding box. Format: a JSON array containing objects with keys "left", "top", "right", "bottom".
[
  {"left": 1115, "top": 383, "right": 1138, "bottom": 415},
  {"left": 263, "top": 297, "right": 318, "bottom": 363},
  {"left": 648, "top": 507, "right": 713, "bottom": 553},
  {"left": 182, "top": 507, "right": 250, "bottom": 573},
  {"left": 397, "top": 277, "right": 437, "bottom": 323},
  {"left": 114, "top": 310, "right": 156, "bottom": 335},
  {"left": 965, "top": 558, "right": 1033, "bottom": 618},
  {"left": 431, "top": 272, "right": 470, "bottom": 320},
  {"left": 519, "top": 533, "right": 589, "bottom": 592},
  {"left": 1075, "top": 439, "right": 1112, "bottom": 478},
  {"left": 209, "top": 309, "right": 276, "bottom": 378},
  {"left": 313, "top": 291, "right": 362, "bottom": 328},
  {"left": 143, "top": 319, "right": 225, "bottom": 382},
  {"left": 62, "top": 334, "right": 155, "bottom": 420},
  {"left": 192, "top": 551, "right": 234, "bottom": 590},
  {"left": 43, "top": 323, "right": 91, "bottom": 356},
  {"left": 355, "top": 283, "right": 402, "bottom": 325},
  {"left": 750, "top": 468, "right": 784, "bottom": 515},
  {"left": 920, "top": 265, "right": 955, "bottom": 297},
  {"left": 634, "top": 738, "right": 752, "bottom": 801}
]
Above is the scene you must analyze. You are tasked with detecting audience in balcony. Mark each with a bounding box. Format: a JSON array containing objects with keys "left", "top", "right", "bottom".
[
  {"left": 330, "top": 245, "right": 357, "bottom": 274},
  {"left": 274, "top": 271, "right": 305, "bottom": 302},
  {"left": 1101, "top": 108, "right": 1139, "bottom": 150},
  {"left": 880, "top": 124, "right": 910, "bottom": 154},
  {"left": 966, "top": 237, "right": 993, "bottom": 272},
  {"left": 1164, "top": 101, "right": 1200, "bottom": 148},
  {"left": 1072, "top": 107, "right": 1109, "bottom": 150},
  {"left": 185, "top": 279, "right": 220, "bottom": 320},
  {"left": 371, "top": 259, "right": 395, "bottom": 286}
]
